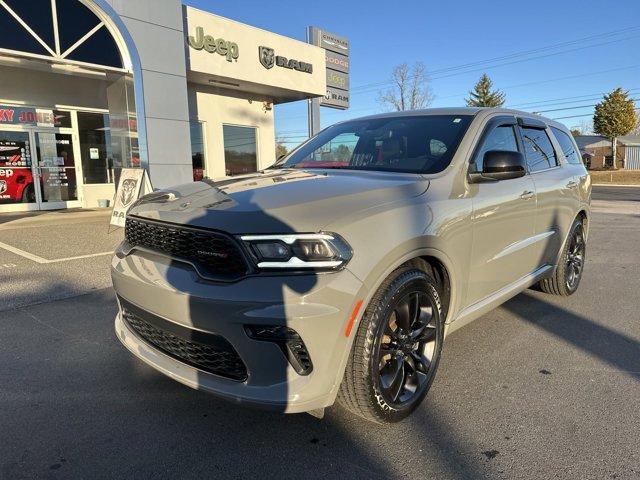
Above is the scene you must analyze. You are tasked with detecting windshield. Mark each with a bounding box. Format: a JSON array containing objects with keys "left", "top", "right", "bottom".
[{"left": 275, "top": 115, "right": 473, "bottom": 174}]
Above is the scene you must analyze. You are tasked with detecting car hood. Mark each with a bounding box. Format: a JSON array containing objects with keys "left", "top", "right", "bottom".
[{"left": 129, "top": 169, "right": 430, "bottom": 234}]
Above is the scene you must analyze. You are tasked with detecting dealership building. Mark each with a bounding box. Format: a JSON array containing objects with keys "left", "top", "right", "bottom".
[{"left": 0, "top": 0, "right": 330, "bottom": 212}]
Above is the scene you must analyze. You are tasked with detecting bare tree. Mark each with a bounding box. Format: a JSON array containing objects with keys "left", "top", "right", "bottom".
[
  {"left": 570, "top": 119, "right": 594, "bottom": 136},
  {"left": 578, "top": 119, "right": 594, "bottom": 135},
  {"left": 275, "top": 138, "right": 289, "bottom": 160},
  {"left": 632, "top": 111, "right": 640, "bottom": 136},
  {"left": 378, "top": 62, "right": 434, "bottom": 111}
]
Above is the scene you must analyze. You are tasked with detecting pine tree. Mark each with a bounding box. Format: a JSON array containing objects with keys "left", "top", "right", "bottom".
[
  {"left": 465, "top": 74, "right": 506, "bottom": 108},
  {"left": 593, "top": 88, "right": 637, "bottom": 168}
]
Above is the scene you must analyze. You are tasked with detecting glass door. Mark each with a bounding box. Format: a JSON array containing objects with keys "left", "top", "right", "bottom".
[
  {"left": 0, "top": 129, "right": 37, "bottom": 209},
  {"left": 34, "top": 131, "right": 81, "bottom": 209}
]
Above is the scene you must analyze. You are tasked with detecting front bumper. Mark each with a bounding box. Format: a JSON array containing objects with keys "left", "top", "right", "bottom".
[{"left": 112, "top": 248, "right": 364, "bottom": 413}]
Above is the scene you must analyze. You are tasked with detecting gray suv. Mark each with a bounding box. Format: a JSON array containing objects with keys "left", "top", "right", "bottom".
[{"left": 112, "top": 108, "right": 590, "bottom": 423}]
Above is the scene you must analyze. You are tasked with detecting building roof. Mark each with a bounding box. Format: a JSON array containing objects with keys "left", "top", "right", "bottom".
[
  {"left": 575, "top": 134, "right": 640, "bottom": 149},
  {"left": 619, "top": 134, "right": 640, "bottom": 146},
  {"left": 575, "top": 135, "right": 608, "bottom": 149}
]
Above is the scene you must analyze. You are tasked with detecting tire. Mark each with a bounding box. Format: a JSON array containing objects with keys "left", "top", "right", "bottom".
[
  {"left": 21, "top": 184, "right": 35, "bottom": 203},
  {"left": 338, "top": 267, "right": 444, "bottom": 423},
  {"left": 537, "top": 217, "right": 586, "bottom": 296}
]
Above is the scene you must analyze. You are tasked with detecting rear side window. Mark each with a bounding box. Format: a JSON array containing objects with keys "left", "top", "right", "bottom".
[
  {"left": 551, "top": 127, "right": 581, "bottom": 165},
  {"left": 521, "top": 127, "right": 558, "bottom": 172},
  {"left": 474, "top": 125, "right": 519, "bottom": 171}
]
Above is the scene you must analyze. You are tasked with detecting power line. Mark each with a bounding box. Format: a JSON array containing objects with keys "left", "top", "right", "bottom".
[
  {"left": 534, "top": 98, "right": 639, "bottom": 114},
  {"left": 508, "top": 88, "right": 640, "bottom": 109},
  {"left": 275, "top": 64, "right": 640, "bottom": 128},
  {"left": 350, "top": 26, "right": 640, "bottom": 92},
  {"left": 351, "top": 34, "right": 640, "bottom": 97},
  {"left": 552, "top": 113, "right": 597, "bottom": 121}
]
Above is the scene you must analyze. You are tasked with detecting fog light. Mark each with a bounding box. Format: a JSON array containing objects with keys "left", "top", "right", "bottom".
[{"left": 244, "top": 325, "right": 313, "bottom": 375}]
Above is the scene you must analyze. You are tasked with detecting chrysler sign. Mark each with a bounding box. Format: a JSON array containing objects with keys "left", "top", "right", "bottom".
[{"left": 308, "top": 27, "right": 350, "bottom": 110}]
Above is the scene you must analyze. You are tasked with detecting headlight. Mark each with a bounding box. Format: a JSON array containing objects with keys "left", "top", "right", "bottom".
[{"left": 240, "top": 233, "right": 352, "bottom": 270}]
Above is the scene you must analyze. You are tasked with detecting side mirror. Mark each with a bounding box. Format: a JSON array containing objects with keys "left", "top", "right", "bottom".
[{"left": 470, "top": 150, "right": 526, "bottom": 182}]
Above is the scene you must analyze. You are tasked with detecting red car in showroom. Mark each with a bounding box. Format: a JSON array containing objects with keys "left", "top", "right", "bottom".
[{"left": 0, "top": 143, "right": 35, "bottom": 203}]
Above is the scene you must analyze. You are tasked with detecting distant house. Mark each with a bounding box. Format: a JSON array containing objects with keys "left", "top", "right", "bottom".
[{"left": 574, "top": 134, "right": 640, "bottom": 169}]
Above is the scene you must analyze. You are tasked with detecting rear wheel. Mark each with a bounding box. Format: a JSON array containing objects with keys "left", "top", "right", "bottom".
[
  {"left": 338, "top": 268, "right": 444, "bottom": 423},
  {"left": 538, "top": 217, "right": 586, "bottom": 296}
]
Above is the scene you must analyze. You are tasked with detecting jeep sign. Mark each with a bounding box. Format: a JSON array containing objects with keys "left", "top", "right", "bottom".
[{"left": 188, "top": 26, "right": 239, "bottom": 62}]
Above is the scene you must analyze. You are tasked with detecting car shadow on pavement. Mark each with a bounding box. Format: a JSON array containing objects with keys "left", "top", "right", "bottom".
[
  {"left": 503, "top": 291, "right": 640, "bottom": 381},
  {"left": 1, "top": 285, "right": 494, "bottom": 479}
]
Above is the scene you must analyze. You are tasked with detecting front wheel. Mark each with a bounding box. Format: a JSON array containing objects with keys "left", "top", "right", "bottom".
[
  {"left": 338, "top": 268, "right": 444, "bottom": 423},
  {"left": 538, "top": 217, "right": 586, "bottom": 296}
]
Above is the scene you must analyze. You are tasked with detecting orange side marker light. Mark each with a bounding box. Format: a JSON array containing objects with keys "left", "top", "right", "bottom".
[{"left": 345, "top": 300, "right": 364, "bottom": 337}]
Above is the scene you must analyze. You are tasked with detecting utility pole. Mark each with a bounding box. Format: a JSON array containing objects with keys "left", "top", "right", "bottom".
[
  {"left": 306, "top": 26, "right": 350, "bottom": 138},
  {"left": 307, "top": 97, "right": 321, "bottom": 137}
]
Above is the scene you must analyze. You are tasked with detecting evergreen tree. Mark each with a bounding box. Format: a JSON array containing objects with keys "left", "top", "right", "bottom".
[
  {"left": 465, "top": 74, "right": 506, "bottom": 107},
  {"left": 593, "top": 88, "right": 637, "bottom": 168}
]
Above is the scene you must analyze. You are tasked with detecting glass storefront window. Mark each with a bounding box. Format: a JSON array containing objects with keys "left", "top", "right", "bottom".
[
  {"left": 35, "top": 132, "right": 78, "bottom": 202},
  {"left": 223, "top": 125, "right": 257, "bottom": 176},
  {"left": 190, "top": 121, "right": 206, "bottom": 181},
  {"left": 106, "top": 73, "right": 139, "bottom": 183},
  {"left": 0, "top": 131, "right": 34, "bottom": 204},
  {"left": 53, "top": 110, "right": 73, "bottom": 128},
  {"left": 78, "top": 112, "right": 113, "bottom": 184}
]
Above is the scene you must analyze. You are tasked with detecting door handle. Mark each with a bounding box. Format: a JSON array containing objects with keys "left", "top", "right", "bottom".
[
  {"left": 520, "top": 190, "right": 535, "bottom": 200},
  {"left": 566, "top": 181, "right": 578, "bottom": 189}
]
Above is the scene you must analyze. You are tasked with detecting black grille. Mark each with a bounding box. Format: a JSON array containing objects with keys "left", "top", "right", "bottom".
[
  {"left": 122, "top": 306, "right": 247, "bottom": 381},
  {"left": 124, "top": 216, "right": 248, "bottom": 280}
]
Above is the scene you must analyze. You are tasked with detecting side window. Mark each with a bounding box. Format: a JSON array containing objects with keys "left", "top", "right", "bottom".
[
  {"left": 551, "top": 127, "right": 581, "bottom": 165},
  {"left": 521, "top": 127, "right": 558, "bottom": 172},
  {"left": 474, "top": 125, "right": 519, "bottom": 171}
]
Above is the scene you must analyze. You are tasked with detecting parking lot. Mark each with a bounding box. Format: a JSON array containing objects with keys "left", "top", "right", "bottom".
[
  {"left": 0, "top": 210, "right": 122, "bottom": 310},
  {"left": 1, "top": 189, "right": 639, "bottom": 479}
]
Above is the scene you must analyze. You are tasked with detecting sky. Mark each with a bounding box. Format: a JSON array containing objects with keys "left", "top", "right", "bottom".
[{"left": 185, "top": 0, "right": 640, "bottom": 148}]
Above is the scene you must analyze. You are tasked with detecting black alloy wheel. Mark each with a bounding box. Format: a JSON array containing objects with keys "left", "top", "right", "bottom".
[
  {"left": 338, "top": 268, "right": 444, "bottom": 423},
  {"left": 537, "top": 217, "right": 587, "bottom": 296},
  {"left": 565, "top": 222, "right": 585, "bottom": 291},
  {"left": 377, "top": 290, "right": 439, "bottom": 406}
]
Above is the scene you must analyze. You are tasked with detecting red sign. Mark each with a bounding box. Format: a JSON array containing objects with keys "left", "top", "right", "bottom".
[{"left": 0, "top": 106, "right": 54, "bottom": 126}]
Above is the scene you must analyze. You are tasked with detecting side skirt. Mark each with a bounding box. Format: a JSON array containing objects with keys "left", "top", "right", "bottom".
[{"left": 445, "top": 264, "right": 553, "bottom": 337}]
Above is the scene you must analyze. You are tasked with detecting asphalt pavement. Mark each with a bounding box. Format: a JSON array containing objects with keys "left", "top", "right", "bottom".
[
  {"left": 0, "top": 206, "right": 639, "bottom": 479},
  {"left": 592, "top": 184, "right": 640, "bottom": 202},
  {"left": 0, "top": 210, "right": 122, "bottom": 310}
]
